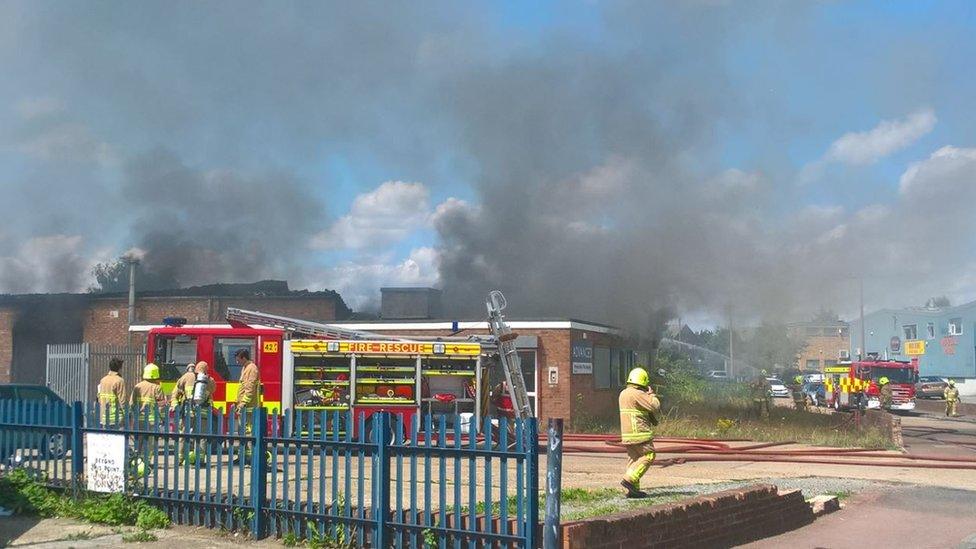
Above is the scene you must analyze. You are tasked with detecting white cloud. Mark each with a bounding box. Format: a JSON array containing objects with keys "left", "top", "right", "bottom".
[
  {"left": 310, "top": 181, "right": 431, "bottom": 250},
  {"left": 16, "top": 96, "right": 65, "bottom": 119},
  {"left": 898, "top": 145, "right": 976, "bottom": 196},
  {"left": 825, "top": 108, "right": 936, "bottom": 165},
  {"left": 311, "top": 247, "right": 440, "bottom": 309}
]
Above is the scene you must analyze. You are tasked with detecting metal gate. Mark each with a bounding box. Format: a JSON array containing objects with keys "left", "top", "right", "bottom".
[
  {"left": 45, "top": 343, "right": 89, "bottom": 404},
  {"left": 46, "top": 344, "right": 145, "bottom": 404}
]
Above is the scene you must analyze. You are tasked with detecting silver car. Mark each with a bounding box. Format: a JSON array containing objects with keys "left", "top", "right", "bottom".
[{"left": 767, "top": 377, "right": 790, "bottom": 398}]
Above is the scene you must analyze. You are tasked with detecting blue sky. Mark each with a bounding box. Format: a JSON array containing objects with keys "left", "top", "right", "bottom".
[{"left": 2, "top": 2, "right": 976, "bottom": 323}]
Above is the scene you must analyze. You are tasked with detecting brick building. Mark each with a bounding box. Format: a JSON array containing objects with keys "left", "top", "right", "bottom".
[
  {"left": 787, "top": 320, "right": 850, "bottom": 372},
  {"left": 0, "top": 281, "right": 349, "bottom": 384},
  {"left": 331, "top": 318, "right": 641, "bottom": 429}
]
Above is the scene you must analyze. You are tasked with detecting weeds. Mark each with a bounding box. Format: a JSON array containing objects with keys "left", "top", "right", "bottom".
[
  {"left": 0, "top": 469, "right": 172, "bottom": 529},
  {"left": 122, "top": 530, "right": 159, "bottom": 543}
]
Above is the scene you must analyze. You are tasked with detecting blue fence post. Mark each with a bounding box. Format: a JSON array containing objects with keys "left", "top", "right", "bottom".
[
  {"left": 70, "top": 401, "right": 84, "bottom": 497},
  {"left": 543, "top": 418, "right": 563, "bottom": 549},
  {"left": 526, "top": 418, "right": 539, "bottom": 549},
  {"left": 250, "top": 408, "right": 268, "bottom": 539},
  {"left": 372, "top": 412, "right": 391, "bottom": 548}
]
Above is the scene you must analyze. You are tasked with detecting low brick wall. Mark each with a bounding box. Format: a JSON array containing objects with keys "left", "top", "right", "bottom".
[
  {"left": 558, "top": 484, "right": 814, "bottom": 548},
  {"left": 862, "top": 409, "right": 903, "bottom": 448}
]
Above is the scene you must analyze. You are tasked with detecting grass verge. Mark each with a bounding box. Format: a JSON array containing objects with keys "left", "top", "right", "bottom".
[
  {"left": 574, "top": 387, "right": 897, "bottom": 450},
  {"left": 0, "top": 469, "right": 170, "bottom": 540}
]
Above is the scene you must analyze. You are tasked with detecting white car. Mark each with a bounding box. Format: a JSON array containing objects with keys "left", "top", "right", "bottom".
[
  {"left": 706, "top": 370, "right": 729, "bottom": 380},
  {"left": 767, "top": 377, "right": 790, "bottom": 398}
]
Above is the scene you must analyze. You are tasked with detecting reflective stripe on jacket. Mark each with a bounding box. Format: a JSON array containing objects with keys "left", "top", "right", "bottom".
[
  {"left": 945, "top": 387, "right": 960, "bottom": 402},
  {"left": 619, "top": 386, "right": 660, "bottom": 445},
  {"left": 131, "top": 381, "right": 166, "bottom": 422}
]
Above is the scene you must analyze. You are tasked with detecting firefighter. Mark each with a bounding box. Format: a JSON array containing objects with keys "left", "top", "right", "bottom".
[
  {"left": 791, "top": 375, "right": 806, "bottom": 411},
  {"left": 235, "top": 348, "right": 261, "bottom": 412},
  {"left": 130, "top": 363, "right": 167, "bottom": 421},
  {"left": 234, "top": 349, "right": 261, "bottom": 465},
  {"left": 619, "top": 367, "right": 660, "bottom": 499},
  {"left": 130, "top": 363, "right": 167, "bottom": 475},
  {"left": 171, "top": 363, "right": 197, "bottom": 411},
  {"left": 750, "top": 370, "right": 772, "bottom": 418},
  {"left": 182, "top": 361, "right": 216, "bottom": 465},
  {"left": 945, "top": 380, "right": 961, "bottom": 417},
  {"left": 878, "top": 376, "right": 893, "bottom": 410},
  {"left": 96, "top": 357, "right": 127, "bottom": 426}
]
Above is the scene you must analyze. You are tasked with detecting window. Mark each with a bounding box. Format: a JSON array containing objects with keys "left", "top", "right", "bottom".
[
  {"left": 805, "top": 327, "right": 819, "bottom": 337},
  {"left": 214, "top": 338, "right": 256, "bottom": 381},
  {"left": 903, "top": 324, "right": 917, "bottom": 340},
  {"left": 824, "top": 359, "right": 837, "bottom": 367},
  {"left": 805, "top": 359, "right": 820, "bottom": 370},
  {"left": 839, "top": 327, "right": 849, "bottom": 338},
  {"left": 593, "top": 347, "right": 612, "bottom": 389},
  {"left": 822, "top": 328, "right": 836, "bottom": 337},
  {"left": 927, "top": 322, "right": 935, "bottom": 339},
  {"left": 154, "top": 336, "right": 198, "bottom": 381},
  {"left": 949, "top": 318, "right": 963, "bottom": 336}
]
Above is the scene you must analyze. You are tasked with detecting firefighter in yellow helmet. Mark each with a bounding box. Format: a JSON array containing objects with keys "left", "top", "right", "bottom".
[
  {"left": 878, "top": 376, "right": 893, "bottom": 411},
  {"left": 944, "top": 380, "right": 961, "bottom": 417},
  {"left": 618, "top": 366, "right": 660, "bottom": 498},
  {"left": 129, "top": 363, "right": 167, "bottom": 476},
  {"left": 791, "top": 375, "right": 807, "bottom": 411},
  {"left": 96, "top": 357, "right": 127, "bottom": 426},
  {"left": 130, "top": 363, "right": 167, "bottom": 421}
]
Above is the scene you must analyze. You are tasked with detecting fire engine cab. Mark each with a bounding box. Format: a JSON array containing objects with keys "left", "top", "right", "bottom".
[{"left": 824, "top": 359, "right": 917, "bottom": 411}]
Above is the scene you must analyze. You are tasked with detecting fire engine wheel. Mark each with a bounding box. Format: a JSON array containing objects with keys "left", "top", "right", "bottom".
[{"left": 43, "top": 433, "right": 68, "bottom": 459}]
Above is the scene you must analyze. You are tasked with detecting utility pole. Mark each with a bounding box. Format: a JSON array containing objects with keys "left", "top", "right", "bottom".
[
  {"left": 859, "top": 276, "right": 865, "bottom": 361},
  {"left": 728, "top": 304, "right": 734, "bottom": 380}
]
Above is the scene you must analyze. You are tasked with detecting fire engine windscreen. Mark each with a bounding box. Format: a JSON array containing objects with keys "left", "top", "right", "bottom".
[{"left": 866, "top": 367, "right": 915, "bottom": 384}]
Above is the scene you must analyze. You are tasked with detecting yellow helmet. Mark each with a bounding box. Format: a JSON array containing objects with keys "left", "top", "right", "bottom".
[
  {"left": 626, "top": 367, "right": 650, "bottom": 388},
  {"left": 143, "top": 363, "right": 160, "bottom": 380},
  {"left": 794, "top": 375, "right": 804, "bottom": 384},
  {"left": 878, "top": 376, "right": 889, "bottom": 385},
  {"left": 948, "top": 379, "right": 955, "bottom": 387}
]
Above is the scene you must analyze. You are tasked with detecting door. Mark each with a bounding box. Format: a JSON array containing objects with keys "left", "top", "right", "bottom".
[{"left": 213, "top": 337, "right": 257, "bottom": 410}]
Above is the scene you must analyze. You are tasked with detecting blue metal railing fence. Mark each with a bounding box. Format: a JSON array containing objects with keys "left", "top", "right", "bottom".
[{"left": 0, "top": 399, "right": 539, "bottom": 548}]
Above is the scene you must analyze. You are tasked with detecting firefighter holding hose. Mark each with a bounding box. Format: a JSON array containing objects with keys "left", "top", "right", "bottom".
[{"left": 619, "top": 366, "right": 660, "bottom": 499}]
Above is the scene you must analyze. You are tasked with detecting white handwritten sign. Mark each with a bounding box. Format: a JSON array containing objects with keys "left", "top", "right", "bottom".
[{"left": 86, "top": 433, "right": 126, "bottom": 493}]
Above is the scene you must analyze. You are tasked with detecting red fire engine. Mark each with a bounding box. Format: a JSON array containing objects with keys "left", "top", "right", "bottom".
[
  {"left": 138, "top": 308, "right": 502, "bottom": 438},
  {"left": 823, "top": 359, "right": 917, "bottom": 411}
]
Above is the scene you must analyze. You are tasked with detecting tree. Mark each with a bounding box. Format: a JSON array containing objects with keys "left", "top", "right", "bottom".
[
  {"left": 740, "top": 323, "right": 807, "bottom": 373},
  {"left": 88, "top": 257, "right": 172, "bottom": 294}
]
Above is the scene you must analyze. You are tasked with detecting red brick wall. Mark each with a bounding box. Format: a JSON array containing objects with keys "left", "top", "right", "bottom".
[
  {"left": 558, "top": 484, "right": 814, "bottom": 548},
  {"left": 0, "top": 307, "right": 15, "bottom": 383}
]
